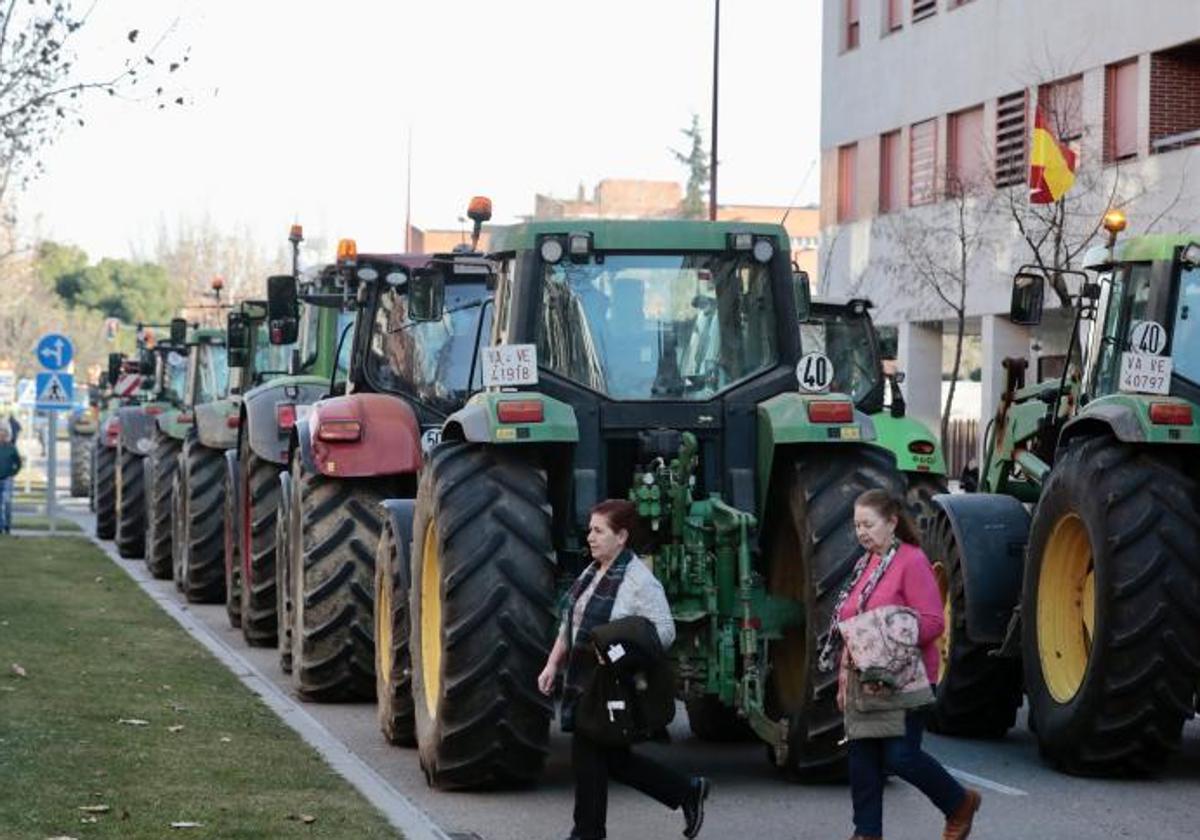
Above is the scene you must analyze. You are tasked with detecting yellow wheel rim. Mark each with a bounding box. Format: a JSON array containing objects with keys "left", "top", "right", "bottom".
[
  {"left": 1037, "top": 513, "right": 1095, "bottom": 703},
  {"left": 931, "top": 562, "right": 951, "bottom": 682},
  {"left": 420, "top": 520, "right": 442, "bottom": 719},
  {"left": 376, "top": 557, "right": 393, "bottom": 692}
]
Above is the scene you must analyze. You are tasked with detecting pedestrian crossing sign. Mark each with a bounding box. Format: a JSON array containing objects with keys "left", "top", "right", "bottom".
[{"left": 36, "top": 371, "right": 74, "bottom": 411}]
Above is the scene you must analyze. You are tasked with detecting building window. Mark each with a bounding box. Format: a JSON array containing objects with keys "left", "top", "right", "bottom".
[
  {"left": 879, "top": 130, "right": 902, "bottom": 212},
  {"left": 912, "top": 0, "right": 937, "bottom": 22},
  {"left": 948, "top": 105, "right": 986, "bottom": 192},
  {"left": 1038, "top": 76, "right": 1084, "bottom": 143},
  {"left": 838, "top": 143, "right": 858, "bottom": 222},
  {"left": 909, "top": 119, "right": 937, "bottom": 206},
  {"left": 995, "top": 90, "right": 1028, "bottom": 187},
  {"left": 1104, "top": 59, "right": 1139, "bottom": 162},
  {"left": 885, "top": 0, "right": 903, "bottom": 32},
  {"left": 1150, "top": 41, "right": 1200, "bottom": 154},
  {"left": 845, "top": 0, "right": 860, "bottom": 50}
]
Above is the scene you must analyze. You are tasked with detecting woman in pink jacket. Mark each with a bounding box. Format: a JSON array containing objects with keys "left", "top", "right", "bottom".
[{"left": 827, "top": 489, "right": 982, "bottom": 840}]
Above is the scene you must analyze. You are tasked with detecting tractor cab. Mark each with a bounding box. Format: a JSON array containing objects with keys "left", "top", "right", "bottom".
[{"left": 803, "top": 298, "right": 886, "bottom": 414}]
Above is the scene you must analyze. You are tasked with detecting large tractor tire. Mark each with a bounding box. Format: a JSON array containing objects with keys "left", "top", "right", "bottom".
[
  {"left": 289, "top": 462, "right": 386, "bottom": 702},
  {"left": 409, "top": 443, "right": 556, "bottom": 789},
  {"left": 115, "top": 445, "right": 147, "bottom": 559},
  {"left": 1022, "top": 435, "right": 1200, "bottom": 776},
  {"left": 763, "top": 445, "right": 904, "bottom": 781},
  {"left": 69, "top": 432, "right": 93, "bottom": 497},
  {"left": 904, "top": 473, "right": 950, "bottom": 549},
  {"left": 376, "top": 514, "right": 416, "bottom": 746},
  {"left": 685, "top": 696, "right": 755, "bottom": 742},
  {"left": 94, "top": 445, "right": 117, "bottom": 540},
  {"left": 144, "top": 435, "right": 181, "bottom": 579},
  {"left": 925, "top": 511, "right": 1022, "bottom": 738},
  {"left": 276, "top": 470, "right": 294, "bottom": 674},
  {"left": 174, "top": 442, "right": 227, "bottom": 603},
  {"left": 240, "top": 451, "right": 282, "bottom": 647},
  {"left": 223, "top": 456, "right": 242, "bottom": 629}
]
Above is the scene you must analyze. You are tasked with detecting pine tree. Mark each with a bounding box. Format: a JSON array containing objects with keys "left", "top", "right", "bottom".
[{"left": 671, "top": 114, "right": 710, "bottom": 219}]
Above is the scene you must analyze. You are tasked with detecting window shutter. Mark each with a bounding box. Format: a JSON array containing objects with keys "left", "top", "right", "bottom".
[
  {"left": 909, "top": 120, "right": 937, "bottom": 206},
  {"left": 995, "top": 91, "right": 1027, "bottom": 187}
]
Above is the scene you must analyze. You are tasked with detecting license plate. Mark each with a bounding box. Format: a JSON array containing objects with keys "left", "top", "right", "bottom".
[
  {"left": 1119, "top": 352, "right": 1171, "bottom": 395},
  {"left": 481, "top": 344, "right": 538, "bottom": 388}
]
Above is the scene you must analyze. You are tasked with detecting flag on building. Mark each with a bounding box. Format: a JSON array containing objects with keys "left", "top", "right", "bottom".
[{"left": 1029, "top": 107, "right": 1077, "bottom": 204}]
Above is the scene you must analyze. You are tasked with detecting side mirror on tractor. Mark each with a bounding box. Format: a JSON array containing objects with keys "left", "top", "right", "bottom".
[
  {"left": 107, "top": 353, "right": 123, "bottom": 386},
  {"left": 793, "top": 270, "right": 812, "bottom": 322},
  {"left": 408, "top": 266, "right": 446, "bottom": 322},
  {"left": 227, "top": 311, "right": 249, "bottom": 369},
  {"left": 169, "top": 318, "right": 188, "bottom": 346},
  {"left": 267, "top": 274, "right": 299, "bottom": 345},
  {"left": 1010, "top": 271, "right": 1045, "bottom": 326}
]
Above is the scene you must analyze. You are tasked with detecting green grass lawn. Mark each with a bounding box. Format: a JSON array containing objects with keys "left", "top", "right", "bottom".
[
  {"left": 0, "top": 538, "right": 400, "bottom": 839},
  {"left": 11, "top": 515, "right": 83, "bottom": 532}
]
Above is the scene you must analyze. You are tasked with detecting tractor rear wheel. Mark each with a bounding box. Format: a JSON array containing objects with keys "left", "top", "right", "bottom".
[
  {"left": 176, "top": 442, "right": 227, "bottom": 603},
  {"left": 410, "top": 443, "right": 556, "bottom": 789},
  {"left": 144, "top": 435, "right": 181, "bottom": 579},
  {"left": 764, "top": 445, "right": 904, "bottom": 780},
  {"left": 276, "top": 470, "right": 294, "bottom": 674},
  {"left": 240, "top": 451, "right": 281, "bottom": 647},
  {"left": 925, "top": 510, "right": 1022, "bottom": 738},
  {"left": 223, "top": 455, "right": 242, "bottom": 628},
  {"left": 116, "top": 445, "right": 147, "bottom": 559},
  {"left": 94, "top": 445, "right": 117, "bottom": 540},
  {"left": 376, "top": 516, "right": 416, "bottom": 746},
  {"left": 685, "top": 696, "right": 755, "bottom": 742},
  {"left": 70, "top": 432, "right": 93, "bottom": 497},
  {"left": 904, "top": 473, "right": 949, "bottom": 548},
  {"left": 1022, "top": 435, "right": 1200, "bottom": 776},
  {"left": 290, "top": 465, "right": 386, "bottom": 702}
]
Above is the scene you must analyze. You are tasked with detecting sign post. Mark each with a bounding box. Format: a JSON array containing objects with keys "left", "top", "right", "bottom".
[{"left": 34, "top": 333, "right": 74, "bottom": 535}]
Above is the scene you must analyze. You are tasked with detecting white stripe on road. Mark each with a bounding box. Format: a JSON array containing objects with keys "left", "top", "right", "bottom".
[
  {"left": 944, "top": 765, "right": 1029, "bottom": 797},
  {"left": 83, "top": 527, "right": 453, "bottom": 840}
]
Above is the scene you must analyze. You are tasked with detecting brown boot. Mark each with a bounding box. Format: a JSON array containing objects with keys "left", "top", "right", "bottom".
[{"left": 943, "top": 788, "right": 981, "bottom": 840}]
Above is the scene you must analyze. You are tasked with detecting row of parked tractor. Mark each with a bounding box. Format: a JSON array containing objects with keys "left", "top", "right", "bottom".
[{"left": 71, "top": 202, "right": 1200, "bottom": 789}]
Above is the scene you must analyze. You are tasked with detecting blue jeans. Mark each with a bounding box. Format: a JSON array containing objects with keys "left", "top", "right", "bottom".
[
  {"left": 0, "top": 476, "right": 12, "bottom": 532},
  {"left": 847, "top": 710, "right": 966, "bottom": 837}
]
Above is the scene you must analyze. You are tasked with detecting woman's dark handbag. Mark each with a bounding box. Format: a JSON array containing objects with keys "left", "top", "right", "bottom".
[{"left": 575, "top": 616, "right": 675, "bottom": 747}]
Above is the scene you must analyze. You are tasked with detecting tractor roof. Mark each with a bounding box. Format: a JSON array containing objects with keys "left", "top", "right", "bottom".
[
  {"left": 1084, "top": 233, "right": 1200, "bottom": 269},
  {"left": 488, "top": 218, "right": 790, "bottom": 253}
]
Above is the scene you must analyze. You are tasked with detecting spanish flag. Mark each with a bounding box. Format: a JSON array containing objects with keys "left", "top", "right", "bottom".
[{"left": 1029, "top": 106, "right": 1077, "bottom": 204}]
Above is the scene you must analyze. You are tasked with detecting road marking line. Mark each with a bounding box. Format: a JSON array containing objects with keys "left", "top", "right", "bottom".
[
  {"left": 86, "top": 527, "right": 453, "bottom": 840},
  {"left": 944, "top": 765, "right": 1028, "bottom": 796}
]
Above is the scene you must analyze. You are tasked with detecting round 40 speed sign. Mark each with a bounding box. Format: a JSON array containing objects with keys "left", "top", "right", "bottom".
[
  {"left": 1129, "top": 320, "right": 1167, "bottom": 355},
  {"left": 796, "top": 351, "right": 834, "bottom": 392}
]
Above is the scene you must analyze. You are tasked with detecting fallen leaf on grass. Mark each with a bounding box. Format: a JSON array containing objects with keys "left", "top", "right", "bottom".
[
  {"left": 94, "top": 576, "right": 104, "bottom": 583},
  {"left": 219, "top": 736, "right": 232, "bottom": 743},
  {"left": 286, "top": 814, "right": 318, "bottom": 824},
  {"left": 117, "top": 719, "right": 150, "bottom": 726},
  {"left": 79, "top": 817, "right": 98, "bottom": 825},
  {"left": 11, "top": 663, "right": 27, "bottom": 678},
  {"left": 170, "top": 822, "right": 203, "bottom": 829},
  {"left": 77, "top": 805, "right": 110, "bottom": 814},
  {"left": 45, "top": 835, "right": 80, "bottom": 839},
  {"left": 167, "top": 725, "right": 184, "bottom": 733}
]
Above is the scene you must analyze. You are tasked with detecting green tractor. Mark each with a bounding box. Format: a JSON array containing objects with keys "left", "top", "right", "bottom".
[
  {"left": 378, "top": 219, "right": 906, "bottom": 789},
  {"left": 225, "top": 249, "right": 349, "bottom": 647},
  {"left": 803, "top": 298, "right": 949, "bottom": 534},
  {"left": 69, "top": 387, "right": 100, "bottom": 497},
  {"left": 169, "top": 325, "right": 232, "bottom": 603},
  {"left": 113, "top": 322, "right": 189, "bottom": 558},
  {"left": 927, "top": 221, "right": 1200, "bottom": 773}
]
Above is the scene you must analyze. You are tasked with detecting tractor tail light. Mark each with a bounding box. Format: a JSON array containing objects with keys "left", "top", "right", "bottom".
[
  {"left": 178, "top": 413, "right": 194, "bottom": 424},
  {"left": 807, "top": 401, "right": 854, "bottom": 424},
  {"left": 496, "top": 400, "right": 544, "bottom": 424},
  {"left": 276, "top": 403, "right": 297, "bottom": 430},
  {"left": 908, "top": 440, "right": 936, "bottom": 455},
  {"left": 317, "top": 419, "right": 361, "bottom": 442},
  {"left": 1149, "top": 403, "right": 1193, "bottom": 425},
  {"left": 104, "top": 422, "right": 120, "bottom": 445},
  {"left": 145, "top": 406, "right": 164, "bottom": 416},
  {"left": 226, "top": 414, "right": 241, "bottom": 429}
]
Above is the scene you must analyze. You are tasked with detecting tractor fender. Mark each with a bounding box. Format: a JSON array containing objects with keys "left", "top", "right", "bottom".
[
  {"left": 933, "top": 492, "right": 1030, "bottom": 644},
  {"left": 380, "top": 499, "right": 417, "bottom": 591},
  {"left": 99, "top": 414, "right": 121, "bottom": 449},
  {"left": 441, "top": 392, "right": 580, "bottom": 445},
  {"left": 1061, "top": 394, "right": 1200, "bottom": 447},
  {"left": 155, "top": 409, "right": 192, "bottom": 441},
  {"left": 194, "top": 400, "right": 239, "bottom": 451},
  {"left": 294, "top": 419, "right": 317, "bottom": 474},
  {"left": 305, "top": 393, "right": 422, "bottom": 479},
  {"left": 225, "top": 448, "right": 242, "bottom": 563},
  {"left": 242, "top": 377, "right": 329, "bottom": 466},
  {"left": 871, "top": 412, "right": 947, "bottom": 475},
  {"left": 117, "top": 405, "right": 160, "bottom": 457}
]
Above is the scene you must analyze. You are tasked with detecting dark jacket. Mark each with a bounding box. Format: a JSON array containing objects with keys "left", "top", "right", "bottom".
[
  {"left": 0, "top": 444, "right": 21, "bottom": 481},
  {"left": 575, "top": 616, "right": 675, "bottom": 747}
]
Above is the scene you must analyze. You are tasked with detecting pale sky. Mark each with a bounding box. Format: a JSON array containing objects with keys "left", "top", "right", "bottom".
[{"left": 19, "top": 0, "right": 823, "bottom": 262}]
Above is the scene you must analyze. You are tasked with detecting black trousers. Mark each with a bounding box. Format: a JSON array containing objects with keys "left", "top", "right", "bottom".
[{"left": 571, "top": 731, "right": 690, "bottom": 839}]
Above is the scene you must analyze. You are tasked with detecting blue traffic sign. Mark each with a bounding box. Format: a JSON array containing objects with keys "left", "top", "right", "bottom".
[
  {"left": 36, "top": 333, "right": 74, "bottom": 371},
  {"left": 35, "top": 371, "right": 74, "bottom": 411}
]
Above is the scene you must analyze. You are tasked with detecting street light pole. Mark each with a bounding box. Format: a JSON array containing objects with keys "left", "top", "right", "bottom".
[{"left": 709, "top": 0, "right": 720, "bottom": 221}]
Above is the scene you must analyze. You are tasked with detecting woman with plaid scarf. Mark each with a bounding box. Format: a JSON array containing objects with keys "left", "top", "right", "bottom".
[{"left": 538, "top": 499, "right": 709, "bottom": 840}]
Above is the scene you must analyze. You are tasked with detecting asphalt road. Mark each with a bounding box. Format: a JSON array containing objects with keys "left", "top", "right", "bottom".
[{"left": 35, "top": 442, "right": 1200, "bottom": 840}]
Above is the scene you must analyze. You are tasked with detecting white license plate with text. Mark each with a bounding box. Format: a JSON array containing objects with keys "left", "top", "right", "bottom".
[
  {"left": 1119, "top": 352, "right": 1172, "bottom": 395},
  {"left": 481, "top": 344, "right": 539, "bottom": 388}
]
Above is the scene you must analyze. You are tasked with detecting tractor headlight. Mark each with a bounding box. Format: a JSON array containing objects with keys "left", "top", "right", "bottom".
[
  {"left": 752, "top": 238, "right": 775, "bottom": 264},
  {"left": 540, "top": 238, "right": 565, "bottom": 264}
]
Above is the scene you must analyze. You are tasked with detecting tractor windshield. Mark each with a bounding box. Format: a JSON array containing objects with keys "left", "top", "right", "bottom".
[
  {"left": 1174, "top": 264, "right": 1200, "bottom": 385},
  {"left": 366, "top": 280, "right": 490, "bottom": 415},
  {"left": 801, "top": 307, "right": 882, "bottom": 406},
  {"left": 336, "top": 310, "right": 355, "bottom": 377},
  {"left": 196, "top": 344, "right": 229, "bottom": 403},
  {"left": 538, "top": 253, "right": 778, "bottom": 400},
  {"left": 253, "top": 323, "right": 293, "bottom": 378},
  {"left": 164, "top": 350, "right": 189, "bottom": 403}
]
